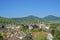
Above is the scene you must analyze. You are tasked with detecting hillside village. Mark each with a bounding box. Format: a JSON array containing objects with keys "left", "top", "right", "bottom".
[
  {"left": 0, "top": 22, "right": 60, "bottom": 40},
  {"left": 0, "top": 16, "right": 60, "bottom": 40}
]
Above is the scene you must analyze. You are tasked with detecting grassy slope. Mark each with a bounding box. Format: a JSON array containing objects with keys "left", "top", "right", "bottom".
[{"left": 32, "top": 32, "right": 49, "bottom": 40}]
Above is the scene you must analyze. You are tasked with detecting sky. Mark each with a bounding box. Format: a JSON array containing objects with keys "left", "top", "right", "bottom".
[{"left": 0, "top": 0, "right": 60, "bottom": 18}]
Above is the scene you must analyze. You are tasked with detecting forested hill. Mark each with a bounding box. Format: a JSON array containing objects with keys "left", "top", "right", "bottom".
[
  {"left": 12, "top": 15, "right": 60, "bottom": 24},
  {"left": 0, "top": 15, "right": 60, "bottom": 25},
  {"left": 43, "top": 15, "right": 60, "bottom": 22},
  {"left": 0, "top": 16, "right": 16, "bottom": 25},
  {"left": 12, "top": 15, "right": 46, "bottom": 24}
]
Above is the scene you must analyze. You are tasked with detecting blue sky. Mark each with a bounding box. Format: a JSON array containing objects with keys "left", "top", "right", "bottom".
[{"left": 0, "top": 0, "right": 60, "bottom": 18}]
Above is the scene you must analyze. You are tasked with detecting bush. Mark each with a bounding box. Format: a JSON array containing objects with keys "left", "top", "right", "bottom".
[
  {"left": 53, "top": 30, "right": 60, "bottom": 40},
  {"left": 31, "top": 28, "right": 40, "bottom": 32},
  {"left": 0, "top": 34, "right": 3, "bottom": 40}
]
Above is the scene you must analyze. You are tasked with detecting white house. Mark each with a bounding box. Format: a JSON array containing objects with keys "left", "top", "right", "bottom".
[{"left": 29, "top": 25, "right": 33, "bottom": 29}]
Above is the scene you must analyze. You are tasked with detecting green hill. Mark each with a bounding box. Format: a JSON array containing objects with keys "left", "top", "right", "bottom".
[
  {"left": 0, "top": 16, "right": 16, "bottom": 25},
  {"left": 43, "top": 15, "right": 60, "bottom": 22},
  {"left": 12, "top": 15, "right": 47, "bottom": 24},
  {"left": 1, "top": 15, "right": 60, "bottom": 25}
]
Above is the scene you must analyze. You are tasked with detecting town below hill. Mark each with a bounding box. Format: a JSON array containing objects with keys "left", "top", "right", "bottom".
[{"left": 0, "top": 15, "right": 60, "bottom": 40}]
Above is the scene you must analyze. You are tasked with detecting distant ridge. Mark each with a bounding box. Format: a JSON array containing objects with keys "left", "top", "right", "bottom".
[
  {"left": 43, "top": 15, "right": 60, "bottom": 21},
  {"left": 0, "top": 15, "right": 60, "bottom": 24},
  {"left": 12, "top": 15, "right": 60, "bottom": 23},
  {"left": 12, "top": 15, "right": 46, "bottom": 24}
]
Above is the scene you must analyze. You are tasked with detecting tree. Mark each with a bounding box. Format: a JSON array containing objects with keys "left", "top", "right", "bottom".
[
  {"left": 50, "top": 23, "right": 60, "bottom": 40},
  {"left": 53, "top": 30, "right": 60, "bottom": 40},
  {"left": 0, "top": 34, "right": 3, "bottom": 40}
]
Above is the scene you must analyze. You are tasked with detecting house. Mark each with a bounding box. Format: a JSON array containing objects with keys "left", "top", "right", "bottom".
[
  {"left": 5, "top": 24, "right": 12, "bottom": 28},
  {"left": 23, "top": 24, "right": 29, "bottom": 28},
  {"left": 45, "top": 26, "right": 50, "bottom": 32},
  {"left": 31, "top": 24, "right": 39, "bottom": 28},
  {"left": 3, "top": 36, "right": 8, "bottom": 40},
  {"left": 0, "top": 25, "right": 5, "bottom": 29},
  {"left": 6, "top": 24, "right": 20, "bottom": 30},
  {"left": 39, "top": 23, "right": 46, "bottom": 29},
  {"left": 16, "top": 33, "right": 26, "bottom": 40},
  {"left": 29, "top": 25, "right": 33, "bottom": 29},
  {"left": 5, "top": 30, "right": 11, "bottom": 38},
  {"left": 11, "top": 35, "right": 20, "bottom": 40},
  {"left": 0, "top": 25, "right": 5, "bottom": 34}
]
